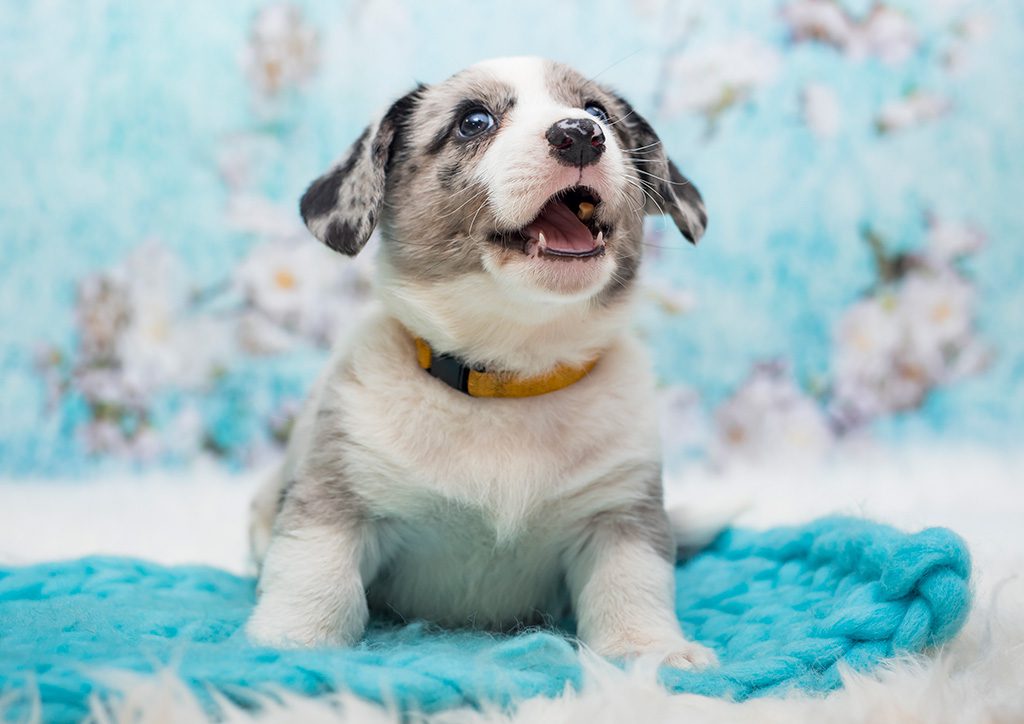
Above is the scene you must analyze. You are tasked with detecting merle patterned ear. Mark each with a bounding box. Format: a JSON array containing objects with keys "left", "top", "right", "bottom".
[
  {"left": 299, "top": 86, "right": 424, "bottom": 255},
  {"left": 612, "top": 95, "right": 707, "bottom": 244}
]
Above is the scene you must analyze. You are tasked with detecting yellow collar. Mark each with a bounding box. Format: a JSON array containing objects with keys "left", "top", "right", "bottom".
[{"left": 414, "top": 337, "right": 597, "bottom": 398}]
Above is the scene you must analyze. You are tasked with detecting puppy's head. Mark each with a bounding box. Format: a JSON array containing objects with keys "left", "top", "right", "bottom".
[{"left": 300, "top": 57, "right": 706, "bottom": 304}]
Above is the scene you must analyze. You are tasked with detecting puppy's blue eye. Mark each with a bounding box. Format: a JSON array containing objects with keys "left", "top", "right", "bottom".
[
  {"left": 458, "top": 109, "right": 495, "bottom": 138},
  {"left": 584, "top": 104, "right": 609, "bottom": 123}
]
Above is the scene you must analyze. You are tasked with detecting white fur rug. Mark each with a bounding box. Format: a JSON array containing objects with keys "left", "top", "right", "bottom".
[{"left": 2, "top": 447, "right": 1022, "bottom": 723}]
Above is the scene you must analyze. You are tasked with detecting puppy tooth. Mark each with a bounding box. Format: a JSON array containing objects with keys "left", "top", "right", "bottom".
[
  {"left": 577, "top": 202, "right": 594, "bottom": 222},
  {"left": 538, "top": 231, "right": 547, "bottom": 250},
  {"left": 596, "top": 230, "right": 605, "bottom": 246}
]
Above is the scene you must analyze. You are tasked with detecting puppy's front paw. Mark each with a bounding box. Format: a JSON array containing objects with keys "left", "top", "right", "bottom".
[
  {"left": 591, "top": 633, "right": 718, "bottom": 671},
  {"left": 662, "top": 640, "right": 718, "bottom": 670}
]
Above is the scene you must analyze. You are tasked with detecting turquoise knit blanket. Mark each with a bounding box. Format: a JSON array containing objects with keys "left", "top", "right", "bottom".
[{"left": 0, "top": 516, "right": 971, "bottom": 722}]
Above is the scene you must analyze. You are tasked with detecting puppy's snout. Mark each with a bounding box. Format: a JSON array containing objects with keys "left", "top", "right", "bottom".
[{"left": 546, "top": 118, "right": 605, "bottom": 168}]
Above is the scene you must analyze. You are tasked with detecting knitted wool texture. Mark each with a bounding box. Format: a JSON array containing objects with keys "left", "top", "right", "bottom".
[{"left": 0, "top": 516, "right": 971, "bottom": 722}]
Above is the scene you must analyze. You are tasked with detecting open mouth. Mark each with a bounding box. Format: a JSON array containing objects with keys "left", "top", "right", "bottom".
[{"left": 491, "top": 186, "right": 611, "bottom": 260}]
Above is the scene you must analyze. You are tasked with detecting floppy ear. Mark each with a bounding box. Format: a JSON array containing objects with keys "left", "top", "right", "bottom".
[
  {"left": 613, "top": 95, "right": 707, "bottom": 244},
  {"left": 299, "top": 86, "right": 424, "bottom": 255}
]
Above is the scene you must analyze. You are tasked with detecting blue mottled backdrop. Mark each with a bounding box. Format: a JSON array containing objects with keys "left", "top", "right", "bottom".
[{"left": 1, "top": 0, "right": 1021, "bottom": 477}]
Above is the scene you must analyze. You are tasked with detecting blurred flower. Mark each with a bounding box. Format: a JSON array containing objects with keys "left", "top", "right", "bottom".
[
  {"left": 80, "top": 419, "right": 127, "bottom": 456},
  {"left": 234, "top": 237, "right": 372, "bottom": 352},
  {"left": 783, "top": 1, "right": 918, "bottom": 64},
  {"left": 876, "top": 91, "right": 951, "bottom": 133},
  {"left": 802, "top": 83, "right": 842, "bottom": 138},
  {"left": 76, "top": 276, "right": 131, "bottom": 363},
  {"left": 829, "top": 222, "right": 988, "bottom": 429},
  {"left": 74, "top": 243, "right": 201, "bottom": 398},
  {"left": 713, "top": 361, "right": 834, "bottom": 465},
  {"left": 783, "top": 0, "right": 856, "bottom": 48},
  {"left": 859, "top": 5, "right": 918, "bottom": 64},
  {"left": 111, "top": 244, "right": 231, "bottom": 391},
  {"left": 944, "top": 13, "right": 992, "bottom": 73},
  {"left": 899, "top": 270, "right": 975, "bottom": 370},
  {"left": 74, "top": 367, "right": 144, "bottom": 408},
  {"left": 243, "top": 3, "right": 319, "bottom": 97},
  {"left": 46, "top": 191, "right": 374, "bottom": 463},
  {"left": 660, "top": 37, "right": 781, "bottom": 121},
  {"left": 78, "top": 411, "right": 162, "bottom": 461},
  {"left": 52, "top": 241, "right": 235, "bottom": 461},
  {"left": 833, "top": 294, "right": 903, "bottom": 393},
  {"left": 922, "top": 215, "right": 985, "bottom": 266},
  {"left": 832, "top": 293, "right": 926, "bottom": 419},
  {"left": 236, "top": 311, "right": 300, "bottom": 356}
]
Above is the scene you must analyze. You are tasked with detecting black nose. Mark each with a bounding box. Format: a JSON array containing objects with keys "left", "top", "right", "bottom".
[{"left": 546, "top": 117, "right": 605, "bottom": 167}]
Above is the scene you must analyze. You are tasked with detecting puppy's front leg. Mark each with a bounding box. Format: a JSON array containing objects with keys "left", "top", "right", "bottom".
[
  {"left": 566, "top": 510, "right": 717, "bottom": 670},
  {"left": 246, "top": 499, "right": 377, "bottom": 648}
]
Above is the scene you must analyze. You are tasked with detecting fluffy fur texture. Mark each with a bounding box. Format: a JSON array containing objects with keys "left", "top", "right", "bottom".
[{"left": 248, "top": 57, "right": 712, "bottom": 666}]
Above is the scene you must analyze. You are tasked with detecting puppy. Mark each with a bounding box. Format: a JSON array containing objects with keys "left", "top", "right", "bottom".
[{"left": 246, "top": 57, "right": 715, "bottom": 669}]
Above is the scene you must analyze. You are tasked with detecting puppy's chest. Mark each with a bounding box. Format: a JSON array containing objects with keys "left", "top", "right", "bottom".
[
  {"left": 368, "top": 502, "right": 571, "bottom": 627},
  {"left": 335, "top": 354, "right": 656, "bottom": 527}
]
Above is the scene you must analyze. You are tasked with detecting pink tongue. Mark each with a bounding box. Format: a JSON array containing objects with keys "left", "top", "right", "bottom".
[{"left": 525, "top": 199, "right": 596, "bottom": 252}]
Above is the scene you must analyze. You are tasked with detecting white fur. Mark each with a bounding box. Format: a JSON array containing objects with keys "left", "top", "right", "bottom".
[
  {"left": 378, "top": 267, "right": 633, "bottom": 376},
  {"left": 472, "top": 57, "right": 629, "bottom": 232},
  {"left": 249, "top": 308, "right": 676, "bottom": 631},
  {"left": 468, "top": 57, "right": 631, "bottom": 300},
  {"left": 247, "top": 525, "right": 374, "bottom": 647},
  {"left": 568, "top": 531, "right": 718, "bottom": 668}
]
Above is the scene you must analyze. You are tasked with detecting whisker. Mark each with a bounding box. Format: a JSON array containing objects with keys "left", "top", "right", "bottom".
[
  {"left": 467, "top": 196, "right": 489, "bottom": 235},
  {"left": 605, "top": 266, "right": 629, "bottom": 290},
  {"left": 604, "top": 110, "right": 636, "bottom": 129},
  {"left": 636, "top": 177, "right": 666, "bottom": 203},
  {"left": 626, "top": 173, "right": 668, "bottom": 218},
  {"left": 630, "top": 171, "right": 665, "bottom": 195},
  {"left": 635, "top": 168, "right": 690, "bottom": 188},
  {"left": 622, "top": 140, "right": 663, "bottom": 153},
  {"left": 435, "top": 186, "right": 489, "bottom": 221},
  {"left": 641, "top": 240, "right": 689, "bottom": 251},
  {"left": 615, "top": 182, "right": 645, "bottom": 222},
  {"left": 624, "top": 172, "right": 660, "bottom": 198},
  {"left": 586, "top": 50, "right": 641, "bottom": 84}
]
